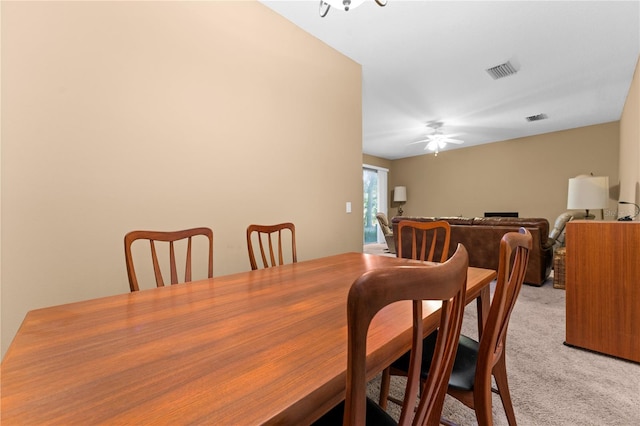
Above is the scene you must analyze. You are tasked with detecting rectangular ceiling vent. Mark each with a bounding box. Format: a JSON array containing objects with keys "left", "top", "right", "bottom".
[
  {"left": 525, "top": 113, "right": 548, "bottom": 122},
  {"left": 486, "top": 61, "right": 518, "bottom": 79}
]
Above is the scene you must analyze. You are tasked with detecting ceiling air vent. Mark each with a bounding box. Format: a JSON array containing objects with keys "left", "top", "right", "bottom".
[
  {"left": 525, "top": 113, "right": 548, "bottom": 122},
  {"left": 486, "top": 61, "right": 518, "bottom": 79}
]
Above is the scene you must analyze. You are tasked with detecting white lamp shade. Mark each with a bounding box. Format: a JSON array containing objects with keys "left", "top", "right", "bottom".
[
  {"left": 567, "top": 176, "right": 609, "bottom": 210},
  {"left": 393, "top": 186, "right": 407, "bottom": 203}
]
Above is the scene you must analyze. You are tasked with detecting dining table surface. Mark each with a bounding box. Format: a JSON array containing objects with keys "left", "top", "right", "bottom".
[{"left": 0, "top": 252, "right": 496, "bottom": 425}]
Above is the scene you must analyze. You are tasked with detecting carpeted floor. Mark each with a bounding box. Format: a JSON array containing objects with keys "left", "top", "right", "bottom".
[
  {"left": 363, "top": 243, "right": 640, "bottom": 425},
  {"left": 363, "top": 243, "right": 395, "bottom": 257}
]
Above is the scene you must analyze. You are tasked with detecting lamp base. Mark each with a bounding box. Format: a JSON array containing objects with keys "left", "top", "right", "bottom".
[{"left": 398, "top": 206, "right": 404, "bottom": 216}]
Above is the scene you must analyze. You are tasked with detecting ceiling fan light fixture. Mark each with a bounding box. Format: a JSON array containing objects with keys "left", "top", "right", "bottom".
[
  {"left": 325, "top": 0, "right": 361, "bottom": 11},
  {"left": 408, "top": 121, "right": 464, "bottom": 155},
  {"left": 319, "top": 0, "right": 386, "bottom": 17}
]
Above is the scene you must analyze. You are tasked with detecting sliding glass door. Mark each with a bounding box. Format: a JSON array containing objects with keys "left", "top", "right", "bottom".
[{"left": 363, "top": 165, "right": 388, "bottom": 244}]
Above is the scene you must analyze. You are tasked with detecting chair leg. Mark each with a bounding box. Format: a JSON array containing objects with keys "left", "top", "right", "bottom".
[
  {"left": 493, "top": 355, "right": 517, "bottom": 426},
  {"left": 472, "top": 372, "right": 494, "bottom": 426},
  {"left": 378, "top": 367, "right": 391, "bottom": 409},
  {"left": 440, "top": 417, "right": 460, "bottom": 426}
]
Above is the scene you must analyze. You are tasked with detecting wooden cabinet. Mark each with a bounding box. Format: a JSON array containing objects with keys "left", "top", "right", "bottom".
[{"left": 565, "top": 220, "right": 640, "bottom": 363}]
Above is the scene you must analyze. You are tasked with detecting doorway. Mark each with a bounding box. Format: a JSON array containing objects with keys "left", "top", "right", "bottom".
[{"left": 363, "top": 165, "right": 388, "bottom": 244}]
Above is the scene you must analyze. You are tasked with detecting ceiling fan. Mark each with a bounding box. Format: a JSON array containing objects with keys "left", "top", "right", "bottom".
[{"left": 409, "top": 122, "right": 464, "bottom": 156}]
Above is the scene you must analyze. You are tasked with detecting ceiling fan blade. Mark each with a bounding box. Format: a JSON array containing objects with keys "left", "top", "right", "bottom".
[
  {"left": 408, "top": 139, "right": 429, "bottom": 145},
  {"left": 426, "top": 136, "right": 465, "bottom": 144}
]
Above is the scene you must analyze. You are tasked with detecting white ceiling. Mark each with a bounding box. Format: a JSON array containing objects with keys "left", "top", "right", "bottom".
[{"left": 260, "top": 0, "right": 640, "bottom": 159}]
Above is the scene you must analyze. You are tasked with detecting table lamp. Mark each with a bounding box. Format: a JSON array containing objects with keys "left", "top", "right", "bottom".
[
  {"left": 393, "top": 186, "right": 407, "bottom": 216},
  {"left": 567, "top": 175, "right": 609, "bottom": 219}
]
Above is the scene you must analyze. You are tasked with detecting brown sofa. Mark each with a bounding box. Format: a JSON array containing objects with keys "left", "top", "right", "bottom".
[{"left": 391, "top": 216, "right": 553, "bottom": 286}]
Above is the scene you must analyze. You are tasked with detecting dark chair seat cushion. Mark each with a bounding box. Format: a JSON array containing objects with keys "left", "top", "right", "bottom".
[
  {"left": 391, "top": 330, "right": 479, "bottom": 392},
  {"left": 312, "top": 397, "right": 397, "bottom": 426}
]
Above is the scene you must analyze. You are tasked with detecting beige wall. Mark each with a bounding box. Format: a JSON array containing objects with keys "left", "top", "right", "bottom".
[
  {"left": 619, "top": 55, "right": 640, "bottom": 217},
  {"left": 363, "top": 153, "right": 392, "bottom": 170},
  {"left": 389, "top": 122, "right": 620, "bottom": 225},
  {"left": 1, "top": 2, "right": 363, "bottom": 358}
]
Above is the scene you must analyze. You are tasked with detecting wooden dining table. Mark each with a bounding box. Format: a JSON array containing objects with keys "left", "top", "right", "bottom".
[{"left": 0, "top": 252, "right": 496, "bottom": 425}]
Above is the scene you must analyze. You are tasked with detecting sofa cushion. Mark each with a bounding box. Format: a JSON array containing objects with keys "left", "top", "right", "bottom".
[
  {"left": 438, "top": 217, "right": 475, "bottom": 226},
  {"left": 471, "top": 217, "right": 550, "bottom": 238}
]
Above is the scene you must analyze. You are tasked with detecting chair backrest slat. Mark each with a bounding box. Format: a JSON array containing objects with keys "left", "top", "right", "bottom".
[
  {"left": 277, "top": 230, "right": 284, "bottom": 266},
  {"left": 169, "top": 241, "right": 178, "bottom": 284},
  {"left": 149, "top": 240, "right": 165, "bottom": 287},
  {"left": 268, "top": 233, "right": 277, "bottom": 266},
  {"left": 185, "top": 237, "right": 193, "bottom": 283}
]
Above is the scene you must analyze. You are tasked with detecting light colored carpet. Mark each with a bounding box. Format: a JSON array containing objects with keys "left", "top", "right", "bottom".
[
  {"left": 363, "top": 243, "right": 395, "bottom": 257},
  {"left": 363, "top": 244, "right": 640, "bottom": 425}
]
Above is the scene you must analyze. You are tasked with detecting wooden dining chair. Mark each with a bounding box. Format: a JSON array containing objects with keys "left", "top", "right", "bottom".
[
  {"left": 246, "top": 222, "right": 297, "bottom": 270},
  {"left": 396, "top": 220, "right": 451, "bottom": 262},
  {"left": 378, "top": 219, "right": 452, "bottom": 405},
  {"left": 124, "top": 227, "right": 213, "bottom": 292},
  {"left": 313, "top": 245, "right": 469, "bottom": 426},
  {"left": 380, "top": 228, "right": 532, "bottom": 426}
]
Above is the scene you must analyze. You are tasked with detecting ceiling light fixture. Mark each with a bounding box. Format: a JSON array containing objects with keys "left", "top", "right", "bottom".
[
  {"left": 319, "top": 0, "right": 387, "bottom": 18},
  {"left": 408, "top": 122, "right": 464, "bottom": 156},
  {"left": 426, "top": 136, "right": 449, "bottom": 156}
]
